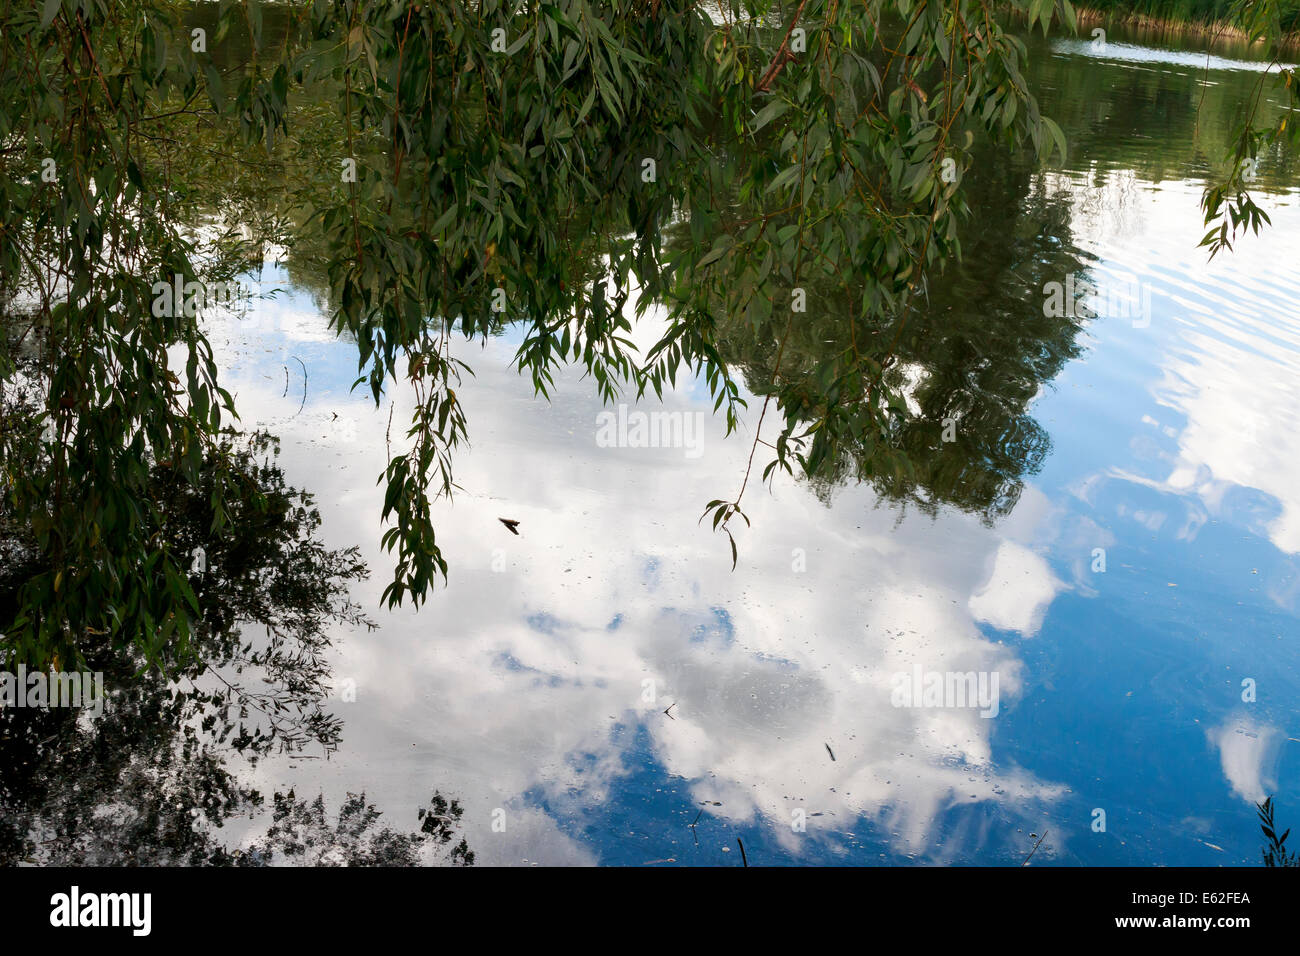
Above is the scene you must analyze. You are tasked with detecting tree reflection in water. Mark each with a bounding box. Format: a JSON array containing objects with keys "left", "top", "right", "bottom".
[
  {"left": 713, "top": 145, "right": 1088, "bottom": 522},
  {"left": 0, "top": 431, "right": 472, "bottom": 866}
]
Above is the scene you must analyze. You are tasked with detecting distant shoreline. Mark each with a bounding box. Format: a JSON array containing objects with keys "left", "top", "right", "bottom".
[{"left": 1012, "top": 4, "right": 1300, "bottom": 52}]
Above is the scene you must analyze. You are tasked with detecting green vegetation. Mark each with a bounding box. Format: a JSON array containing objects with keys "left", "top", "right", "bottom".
[
  {"left": 0, "top": 432, "right": 389, "bottom": 863},
  {"left": 0, "top": 0, "right": 1296, "bottom": 674},
  {"left": 1259, "top": 797, "right": 1299, "bottom": 867},
  {"left": 1079, "top": 0, "right": 1300, "bottom": 33},
  {"left": 0, "top": 0, "right": 1074, "bottom": 668}
]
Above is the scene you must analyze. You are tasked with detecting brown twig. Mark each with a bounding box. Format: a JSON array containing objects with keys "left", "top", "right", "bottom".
[
  {"left": 755, "top": 0, "right": 810, "bottom": 92},
  {"left": 1021, "top": 829, "right": 1049, "bottom": 866}
]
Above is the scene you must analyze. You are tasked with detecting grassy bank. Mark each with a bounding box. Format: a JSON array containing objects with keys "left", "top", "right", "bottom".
[
  {"left": 1014, "top": 1, "right": 1300, "bottom": 51},
  {"left": 1087, "top": 0, "right": 1297, "bottom": 26}
]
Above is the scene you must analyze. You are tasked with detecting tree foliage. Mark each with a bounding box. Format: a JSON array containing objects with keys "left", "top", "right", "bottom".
[
  {"left": 0, "top": 431, "right": 379, "bottom": 864},
  {"left": 2, "top": 0, "right": 1079, "bottom": 665},
  {"left": 1258, "top": 796, "right": 1299, "bottom": 867},
  {"left": 1197, "top": 0, "right": 1300, "bottom": 254}
]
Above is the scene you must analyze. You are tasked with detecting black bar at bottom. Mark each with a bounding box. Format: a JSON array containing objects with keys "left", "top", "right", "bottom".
[{"left": 0, "top": 865, "right": 1283, "bottom": 941}]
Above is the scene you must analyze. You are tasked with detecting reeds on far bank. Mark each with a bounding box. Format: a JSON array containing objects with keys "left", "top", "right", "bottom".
[{"left": 1008, "top": 2, "right": 1300, "bottom": 53}]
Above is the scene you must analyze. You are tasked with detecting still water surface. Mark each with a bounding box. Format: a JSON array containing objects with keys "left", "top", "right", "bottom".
[{"left": 71, "top": 24, "right": 1300, "bottom": 865}]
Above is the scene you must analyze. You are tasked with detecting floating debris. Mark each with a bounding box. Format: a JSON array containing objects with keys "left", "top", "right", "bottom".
[{"left": 1022, "top": 829, "right": 1049, "bottom": 866}]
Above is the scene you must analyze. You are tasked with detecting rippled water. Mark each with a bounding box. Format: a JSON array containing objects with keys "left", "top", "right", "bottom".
[{"left": 93, "top": 25, "right": 1300, "bottom": 865}]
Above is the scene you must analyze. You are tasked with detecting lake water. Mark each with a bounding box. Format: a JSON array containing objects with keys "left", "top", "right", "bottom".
[{"left": 21, "top": 21, "right": 1300, "bottom": 866}]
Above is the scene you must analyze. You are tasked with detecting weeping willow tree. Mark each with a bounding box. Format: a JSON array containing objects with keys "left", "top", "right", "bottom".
[
  {"left": 2, "top": 0, "right": 1090, "bottom": 669},
  {"left": 1197, "top": 0, "right": 1300, "bottom": 255}
]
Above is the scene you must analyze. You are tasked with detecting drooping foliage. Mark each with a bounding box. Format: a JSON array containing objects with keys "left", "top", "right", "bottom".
[
  {"left": 1197, "top": 0, "right": 1300, "bottom": 254},
  {"left": 3, "top": 0, "right": 1082, "bottom": 666},
  {"left": 0, "top": 430, "right": 378, "bottom": 864}
]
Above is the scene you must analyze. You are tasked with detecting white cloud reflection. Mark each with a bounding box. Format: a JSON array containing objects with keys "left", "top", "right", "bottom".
[
  {"left": 202, "top": 284, "right": 1068, "bottom": 864},
  {"left": 1208, "top": 715, "right": 1283, "bottom": 804}
]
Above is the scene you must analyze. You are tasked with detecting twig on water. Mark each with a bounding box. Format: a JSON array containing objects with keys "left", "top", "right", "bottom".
[
  {"left": 737, "top": 838, "right": 749, "bottom": 867},
  {"left": 1022, "top": 829, "right": 1049, "bottom": 866},
  {"left": 385, "top": 400, "right": 394, "bottom": 463},
  {"left": 293, "top": 356, "right": 308, "bottom": 416}
]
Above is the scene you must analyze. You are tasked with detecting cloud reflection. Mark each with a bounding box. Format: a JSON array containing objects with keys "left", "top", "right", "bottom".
[{"left": 201, "top": 277, "right": 1068, "bottom": 864}]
